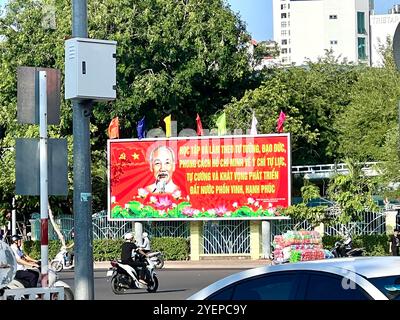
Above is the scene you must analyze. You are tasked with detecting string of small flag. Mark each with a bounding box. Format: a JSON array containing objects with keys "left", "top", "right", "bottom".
[{"left": 107, "top": 110, "right": 286, "bottom": 139}]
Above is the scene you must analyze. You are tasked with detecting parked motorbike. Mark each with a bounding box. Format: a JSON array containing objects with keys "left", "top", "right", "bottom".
[
  {"left": 107, "top": 254, "right": 159, "bottom": 294},
  {"left": 1, "top": 262, "right": 74, "bottom": 300},
  {"left": 331, "top": 234, "right": 365, "bottom": 258},
  {"left": 147, "top": 251, "right": 164, "bottom": 269},
  {"left": 50, "top": 248, "right": 74, "bottom": 272}
]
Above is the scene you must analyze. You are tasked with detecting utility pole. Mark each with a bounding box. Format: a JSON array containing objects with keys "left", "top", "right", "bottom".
[
  {"left": 39, "top": 71, "right": 49, "bottom": 287},
  {"left": 72, "top": 0, "right": 94, "bottom": 300}
]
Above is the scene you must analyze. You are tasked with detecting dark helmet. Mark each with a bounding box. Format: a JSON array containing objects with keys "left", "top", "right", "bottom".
[{"left": 11, "top": 234, "right": 22, "bottom": 242}]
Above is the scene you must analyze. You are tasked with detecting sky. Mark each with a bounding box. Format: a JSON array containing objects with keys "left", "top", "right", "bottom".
[{"left": 0, "top": 0, "right": 399, "bottom": 41}]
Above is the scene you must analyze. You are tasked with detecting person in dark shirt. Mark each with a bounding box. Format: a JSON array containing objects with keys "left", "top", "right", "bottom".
[
  {"left": 390, "top": 229, "right": 400, "bottom": 256},
  {"left": 121, "top": 232, "right": 148, "bottom": 284}
]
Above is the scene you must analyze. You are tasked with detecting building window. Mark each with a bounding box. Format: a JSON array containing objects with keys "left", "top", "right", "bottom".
[
  {"left": 329, "top": 15, "right": 337, "bottom": 19},
  {"left": 357, "top": 12, "right": 366, "bottom": 34},
  {"left": 281, "top": 30, "right": 287, "bottom": 36},
  {"left": 281, "top": 21, "right": 287, "bottom": 28},
  {"left": 281, "top": 39, "right": 288, "bottom": 45},
  {"left": 281, "top": 4, "right": 286, "bottom": 10},
  {"left": 358, "top": 37, "right": 367, "bottom": 59},
  {"left": 281, "top": 13, "right": 287, "bottom": 19},
  {"left": 330, "top": 40, "right": 338, "bottom": 45},
  {"left": 281, "top": 48, "right": 288, "bottom": 54}
]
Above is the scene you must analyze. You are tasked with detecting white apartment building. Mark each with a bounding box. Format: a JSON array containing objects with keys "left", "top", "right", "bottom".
[
  {"left": 370, "top": 7, "right": 400, "bottom": 67},
  {"left": 273, "top": 0, "right": 372, "bottom": 66}
]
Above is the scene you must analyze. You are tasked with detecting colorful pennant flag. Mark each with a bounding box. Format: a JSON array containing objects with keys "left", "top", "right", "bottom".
[
  {"left": 108, "top": 117, "right": 119, "bottom": 139},
  {"left": 137, "top": 116, "right": 146, "bottom": 140},
  {"left": 250, "top": 111, "right": 258, "bottom": 135},
  {"left": 216, "top": 112, "right": 226, "bottom": 136},
  {"left": 164, "top": 114, "right": 171, "bottom": 138},
  {"left": 276, "top": 111, "right": 286, "bottom": 133},
  {"left": 196, "top": 113, "right": 204, "bottom": 136}
]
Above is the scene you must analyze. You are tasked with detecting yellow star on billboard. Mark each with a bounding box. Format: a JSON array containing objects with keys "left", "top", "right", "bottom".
[{"left": 132, "top": 152, "right": 139, "bottom": 160}]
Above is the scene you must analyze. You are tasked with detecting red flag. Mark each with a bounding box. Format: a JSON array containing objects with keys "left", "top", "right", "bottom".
[
  {"left": 196, "top": 113, "right": 204, "bottom": 136},
  {"left": 276, "top": 111, "right": 286, "bottom": 133},
  {"left": 108, "top": 117, "right": 119, "bottom": 139}
]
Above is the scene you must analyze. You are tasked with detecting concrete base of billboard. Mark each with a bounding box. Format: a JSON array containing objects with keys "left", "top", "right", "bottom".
[
  {"left": 250, "top": 221, "right": 261, "bottom": 260},
  {"left": 190, "top": 221, "right": 202, "bottom": 261}
]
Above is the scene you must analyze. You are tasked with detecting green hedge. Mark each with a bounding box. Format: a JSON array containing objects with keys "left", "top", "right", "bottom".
[
  {"left": 23, "top": 240, "right": 74, "bottom": 260},
  {"left": 322, "top": 234, "right": 390, "bottom": 256},
  {"left": 24, "top": 237, "right": 190, "bottom": 261},
  {"left": 151, "top": 237, "right": 190, "bottom": 261}
]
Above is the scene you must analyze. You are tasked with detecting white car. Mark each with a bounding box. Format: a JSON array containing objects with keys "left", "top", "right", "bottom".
[{"left": 188, "top": 257, "right": 400, "bottom": 300}]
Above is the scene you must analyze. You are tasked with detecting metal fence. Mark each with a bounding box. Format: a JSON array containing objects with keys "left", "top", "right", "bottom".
[
  {"left": 30, "top": 211, "right": 190, "bottom": 241},
  {"left": 29, "top": 210, "right": 387, "bottom": 255},
  {"left": 324, "top": 211, "right": 386, "bottom": 236},
  {"left": 202, "top": 220, "right": 250, "bottom": 254}
]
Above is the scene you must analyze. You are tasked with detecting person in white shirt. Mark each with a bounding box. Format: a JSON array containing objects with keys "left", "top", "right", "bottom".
[
  {"left": 141, "top": 232, "right": 151, "bottom": 254},
  {"left": 10, "top": 234, "right": 39, "bottom": 288}
]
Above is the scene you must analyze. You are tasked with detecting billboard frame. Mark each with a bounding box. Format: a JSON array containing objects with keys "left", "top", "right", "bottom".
[{"left": 107, "top": 133, "right": 291, "bottom": 221}]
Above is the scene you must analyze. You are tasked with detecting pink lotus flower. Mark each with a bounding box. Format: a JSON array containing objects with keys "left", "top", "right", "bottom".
[
  {"left": 182, "top": 206, "right": 195, "bottom": 217},
  {"left": 154, "top": 196, "right": 173, "bottom": 210},
  {"left": 215, "top": 205, "right": 229, "bottom": 217}
]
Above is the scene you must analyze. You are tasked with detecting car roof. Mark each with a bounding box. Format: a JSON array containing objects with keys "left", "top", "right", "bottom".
[{"left": 188, "top": 257, "right": 400, "bottom": 300}]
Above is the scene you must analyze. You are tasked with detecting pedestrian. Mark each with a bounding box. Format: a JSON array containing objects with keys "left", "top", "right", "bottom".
[{"left": 390, "top": 229, "right": 400, "bottom": 256}]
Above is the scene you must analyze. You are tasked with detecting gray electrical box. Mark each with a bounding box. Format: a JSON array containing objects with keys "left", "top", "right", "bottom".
[{"left": 65, "top": 37, "right": 117, "bottom": 101}]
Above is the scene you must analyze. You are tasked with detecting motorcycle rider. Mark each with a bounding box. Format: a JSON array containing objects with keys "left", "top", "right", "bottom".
[
  {"left": 121, "top": 232, "right": 148, "bottom": 285},
  {"left": 140, "top": 232, "right": 151, "bottom": 254},
  {"left": 10, "top": 234, "right": 40, "bottom": 288},
  {"left": 340, "top": 233, "right": 353, "bottom": 257}
]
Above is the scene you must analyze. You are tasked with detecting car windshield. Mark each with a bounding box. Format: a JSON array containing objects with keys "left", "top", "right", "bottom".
[{"left": 369, "top": 276, "right": 400, "bottom": 300}]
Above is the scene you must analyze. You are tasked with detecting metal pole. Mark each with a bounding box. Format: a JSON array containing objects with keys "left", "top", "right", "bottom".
[
  {"left": 261, "top": 220, "right": 271, "bottom": 259},
  {"left": 134, "top": 222, "right": 143, "bottom": 245},
  {"left": 11, "top": 197, "right": 16, "bottom": 235},
  {"left": 72, "top": 0, "right": 94, "bottom": 300},
  {"left": 39, "top": 71, "right": 49, "bottom": 287}
]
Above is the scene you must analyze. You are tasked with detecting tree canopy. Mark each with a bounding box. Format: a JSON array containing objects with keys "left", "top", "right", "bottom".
[{"left": 0, "top": 0, "right": 254, "bottom": 219}]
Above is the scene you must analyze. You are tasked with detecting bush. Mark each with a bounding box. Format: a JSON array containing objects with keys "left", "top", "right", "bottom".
[
  {"left": 93, "top": 239, "right": 124, "bottom": 261},
  {"left": 322, "top": 234, "right": 390, "bottom": 256},
  {"left": 152, "top": 237, "right": 190, "bottom": 261},
  {"left": 23, "top": 240, "right": 73, "bottom": 260},
  {"left": 24, "top": 237, "right": 190, "bottom": 261}
]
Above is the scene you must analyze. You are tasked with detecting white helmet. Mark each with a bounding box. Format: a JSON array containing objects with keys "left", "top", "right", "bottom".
[
  {"left": 124, "top": 232, "right": 133, "bottom": 240},
  {"left": 142, "top": 232, "right": 148, "bottom": 238}
]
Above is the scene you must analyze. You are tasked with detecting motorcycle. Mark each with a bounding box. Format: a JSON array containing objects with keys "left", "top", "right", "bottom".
[
  {"left": 50, "top": 248, "right": 74, "bottom": 272},
  {"left": 146, "top": 251, "right": 164, "bottom": 269},
  {"left": 107, "top": 254, "right": 159, "bottom": 294},
  {"left": 1, "top": 262, "right": 74, "bottom": 300},
  {"left": 331, "top": 234, "right": 365, "bottom": 258}
]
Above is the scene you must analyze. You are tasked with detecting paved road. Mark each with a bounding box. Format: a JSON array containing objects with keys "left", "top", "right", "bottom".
[{"left": 60, "top": 268, "right": 246, "bottom": 300}]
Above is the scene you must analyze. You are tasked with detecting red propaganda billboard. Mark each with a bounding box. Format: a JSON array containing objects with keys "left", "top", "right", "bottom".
[{"left": 108, "top": 134, "right": 291, "bottom": 220}]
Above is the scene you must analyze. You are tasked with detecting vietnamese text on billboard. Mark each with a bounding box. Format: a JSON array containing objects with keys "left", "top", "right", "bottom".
[{"left": 108, "top": 134, "right": 291, "bottom": 220}]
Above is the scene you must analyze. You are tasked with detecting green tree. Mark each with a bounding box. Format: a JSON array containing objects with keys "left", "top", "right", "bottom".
[
  {"left": 326, "top": 159, "right": 379, "bottom": 224},
  {"left": 335, "top": 39, "right": 400, "bottom": 162},
  {"left": 279, "top": 184, "right": 331, "bottom": 228},
  {"left": 223, "top": 52, "right": 360, "bottom": 164},
  {"left": 0, "top": 0, "right": 255, "bottom": 216}
]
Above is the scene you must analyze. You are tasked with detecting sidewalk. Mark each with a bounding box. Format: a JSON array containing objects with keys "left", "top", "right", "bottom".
[{"left": 94, "top": 259, "right": 271, "bottom": 270}]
